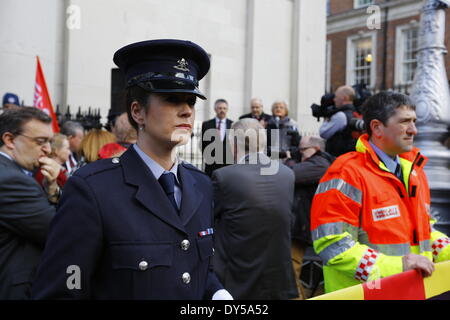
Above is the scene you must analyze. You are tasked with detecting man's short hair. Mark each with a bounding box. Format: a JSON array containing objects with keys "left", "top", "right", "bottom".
[
  {"left": 60, "top": 120, "right": 84, "bottom": 137},
  {"left": 361, "top": 91, "right": 415, "bottom": 136},
  {"left": 0, "top": 107, "right": 52, "bottom": 147},
  {"left": 214, "top": 99, "right": 228, "bottom": 107},
  {"left": 336, "top": 86, "right": 356, "bottom": 102},
  {"left": 251, "top": 97, "right": 263, "bottom": 106}
]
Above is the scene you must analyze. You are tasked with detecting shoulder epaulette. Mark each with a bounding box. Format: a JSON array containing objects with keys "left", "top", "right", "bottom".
[
  {"left": 180, "top": 161, "right": 208, "bottom": 176},
  {"left": 73, "top": 157, "right": 122, "bottom": 178}
]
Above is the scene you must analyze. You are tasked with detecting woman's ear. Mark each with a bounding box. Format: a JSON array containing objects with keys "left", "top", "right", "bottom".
[{"left": 130, "top": 101, "right": 145, "bottom": 129}]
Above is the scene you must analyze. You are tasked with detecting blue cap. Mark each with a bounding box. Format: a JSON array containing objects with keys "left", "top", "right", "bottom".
[
  {"left": 2, "top": 93, "right": 20, "bottom": 106},
  {"left": 113, "top": 39, "right": 210, "bottom": 100}
]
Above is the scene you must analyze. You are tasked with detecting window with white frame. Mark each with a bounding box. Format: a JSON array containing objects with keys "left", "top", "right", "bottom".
[
  {"left": 396, "top": 26, "right": 419, "bottom": 85},
  {"left": 347, "top": 34, "right": 375, "bottom": 87},
  {"left": 354, "top": 0, "right": 374, "bottom": 9}
]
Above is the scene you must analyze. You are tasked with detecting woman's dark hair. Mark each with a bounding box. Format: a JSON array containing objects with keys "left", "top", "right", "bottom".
[
  {"left": 361, "top": 91, "right": 415, "bottom": 136},
  {"left": 0, "top": 107, "right": 52, "bottom": 147},
  {"left": 125, "top": 86, "right": 152, "bottom": 131}
]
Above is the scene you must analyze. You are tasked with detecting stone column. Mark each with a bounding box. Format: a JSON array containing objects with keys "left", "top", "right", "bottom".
[{"left": 410, "top": 0, "right": 450, "bottom": 235}]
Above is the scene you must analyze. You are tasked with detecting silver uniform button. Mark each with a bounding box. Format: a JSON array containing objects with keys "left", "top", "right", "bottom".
[
  {"left": 112, "top": 157, "right": 120, "bottom": 164},
  {"left": 182, "top": 272, "right": 191, "bottom": 284},
  {"left": 139, "top": 260, "right": 148, "bottom": 271},
  {"left": 180, "top": 239, "right": 190, "bottom": 251}
]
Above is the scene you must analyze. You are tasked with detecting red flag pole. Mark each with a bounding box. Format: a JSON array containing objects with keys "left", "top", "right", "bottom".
[{"left": 34, "top": 56, "right": 60, "bottom": 133}]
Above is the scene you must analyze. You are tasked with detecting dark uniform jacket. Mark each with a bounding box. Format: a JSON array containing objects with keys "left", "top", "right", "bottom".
[
  {"left": 31, "top": 147, "right": 223, "bottom": 299},
  {"left": 0, "top": 154, "right": 55, "bottom": 299},
  {"left": 201, "top": 118, "right": 233, "bottom": 177},
  {"left": 212, "top": 155, "right": 298, "bottom": 300}
]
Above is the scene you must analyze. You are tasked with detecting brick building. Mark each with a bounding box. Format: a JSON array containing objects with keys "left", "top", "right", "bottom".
[{"left": 326, "top": 0, "right": 450, "bottom": 93}]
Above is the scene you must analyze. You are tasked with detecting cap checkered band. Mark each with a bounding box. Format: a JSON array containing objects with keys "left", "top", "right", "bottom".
[
  {"left": 432, "top": 237, "right": 450, "bottom": 258},
  {"left": 355, "top": 248, "right": 379, "bottom": 282}
]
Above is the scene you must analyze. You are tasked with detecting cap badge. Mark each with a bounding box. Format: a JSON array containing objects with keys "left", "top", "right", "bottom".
[{"left": 174, "top": 58, "right": 190, "bottom": 72}]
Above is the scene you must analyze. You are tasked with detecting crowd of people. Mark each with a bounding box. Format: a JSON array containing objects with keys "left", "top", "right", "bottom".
[{"left": 0, "top": 38, "right": 449, "bottom": 300}]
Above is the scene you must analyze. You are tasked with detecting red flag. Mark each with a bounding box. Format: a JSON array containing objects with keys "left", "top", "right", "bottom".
[{"left": 34, "top": 56, "right": 60, "bottom": 133}]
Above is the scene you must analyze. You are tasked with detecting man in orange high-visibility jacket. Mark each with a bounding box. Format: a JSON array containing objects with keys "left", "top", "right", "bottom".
[{"left": 311, "top": 91, "right": 450, "bottom": 293}]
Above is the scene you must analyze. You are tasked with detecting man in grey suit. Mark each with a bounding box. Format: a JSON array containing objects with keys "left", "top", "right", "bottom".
[
  {"left": 0, "top": 107, "right": 60, "bottom": 299},
  {"left": 212, "top": 118, "right": 298, "bottom": 300}
]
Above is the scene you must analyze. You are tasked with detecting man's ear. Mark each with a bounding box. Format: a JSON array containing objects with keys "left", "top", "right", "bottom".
[
  {"left": 1, "top": 132, "right": 15, "bottom": 150},
  {"left": 130, "top": 101, "right": 146, "bottom": 128},
  {"left": 370, "top": 119, "right": 384, "bottom": 138}
]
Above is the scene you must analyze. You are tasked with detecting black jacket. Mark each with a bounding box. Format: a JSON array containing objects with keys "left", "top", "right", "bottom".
[
  {"left": 290, "top": 151, "right": 335, "bottom": 245},
  {"left": 325, "top": 104, "right": 357, "bottom": 157},
  {"left": 0, "top": 154, "right": 55, "bottom": 299},
  {"left": 239, "top": 112, "right": 272, "bottom": 123},
  {"left": 201, "top": 118, "right": 233, "bottom": 177}
]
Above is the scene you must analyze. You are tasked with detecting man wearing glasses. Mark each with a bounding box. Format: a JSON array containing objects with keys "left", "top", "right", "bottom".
[{"left": 0, "top": 107, "right": 60, "bottom": 299}]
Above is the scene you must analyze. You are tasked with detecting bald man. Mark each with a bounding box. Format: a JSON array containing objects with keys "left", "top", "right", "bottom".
[{"left": 319, "top": 85, "right": 357, "bottom": 157}]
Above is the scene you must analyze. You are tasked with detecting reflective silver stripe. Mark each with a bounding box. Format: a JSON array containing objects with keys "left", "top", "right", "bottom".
[
  {"left": 318, "top": 236, "right": 356, "bottom": 265},
  {"left": 419, "top": 240, "right": 431, "bottom": 253},
  {"left": 356, "top": 229, "right": 411, "bottom": 256},
  {"left": 311, "top": 222, "right": 359, "bottom": 241},
  {"left": 315, "top": 179, "right": 362, "bottom": 205},
  {"left": 372, "top": 243, "right": 411, "bottom": 256}
]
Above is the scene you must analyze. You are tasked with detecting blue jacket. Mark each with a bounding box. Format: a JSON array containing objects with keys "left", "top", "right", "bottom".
[{"left": 31, "top": 147, "right": 223, "bottom": 299}]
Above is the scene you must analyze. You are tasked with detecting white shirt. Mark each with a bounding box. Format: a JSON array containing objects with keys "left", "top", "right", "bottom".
[
  {"left": 215, "top": 117, "right": 227, "bottom": 142},
  {"left": 65, "top": 153, "right": 78, "bottom": 175}
]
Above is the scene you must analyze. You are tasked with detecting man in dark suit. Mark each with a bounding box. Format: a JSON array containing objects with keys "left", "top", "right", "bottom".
[
  {"left": 239, "top": 97, "right": 272, "bottom": 128},
  {"left": 31, "top": 39, "right": 231, "bottom": 300},
  {"left": 0, "top": 107, "right": 61, "bottom": 299},
  {"left": 212, "top": 118, "right": 298, "bottom": 300},
  {"left": 201, "top": 99, "right": 233, "bottom": 177}
]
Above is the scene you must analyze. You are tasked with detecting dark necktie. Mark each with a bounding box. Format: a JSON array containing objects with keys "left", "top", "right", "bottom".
[
  {"left": 395, "top": 163, "right": 402, "bottom": 181},
  {"left": 158, "top": 172, "right": 179, "bottom": 213}
]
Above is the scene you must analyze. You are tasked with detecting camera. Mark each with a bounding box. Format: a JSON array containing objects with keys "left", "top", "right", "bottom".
[
  {"left": 348, "top": 118, "right": 365, "bottom": 131},
  {"left": 267, "top": 118, "right": 301, "bottom": 159},
  {"left": 310, "top": 93, "right": 339, "bottom": 121}
]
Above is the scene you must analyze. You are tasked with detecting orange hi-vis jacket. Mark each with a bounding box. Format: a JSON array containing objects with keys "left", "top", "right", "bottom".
[{"left": 311, "top": 134, "right": 450, "bottom": 293}]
